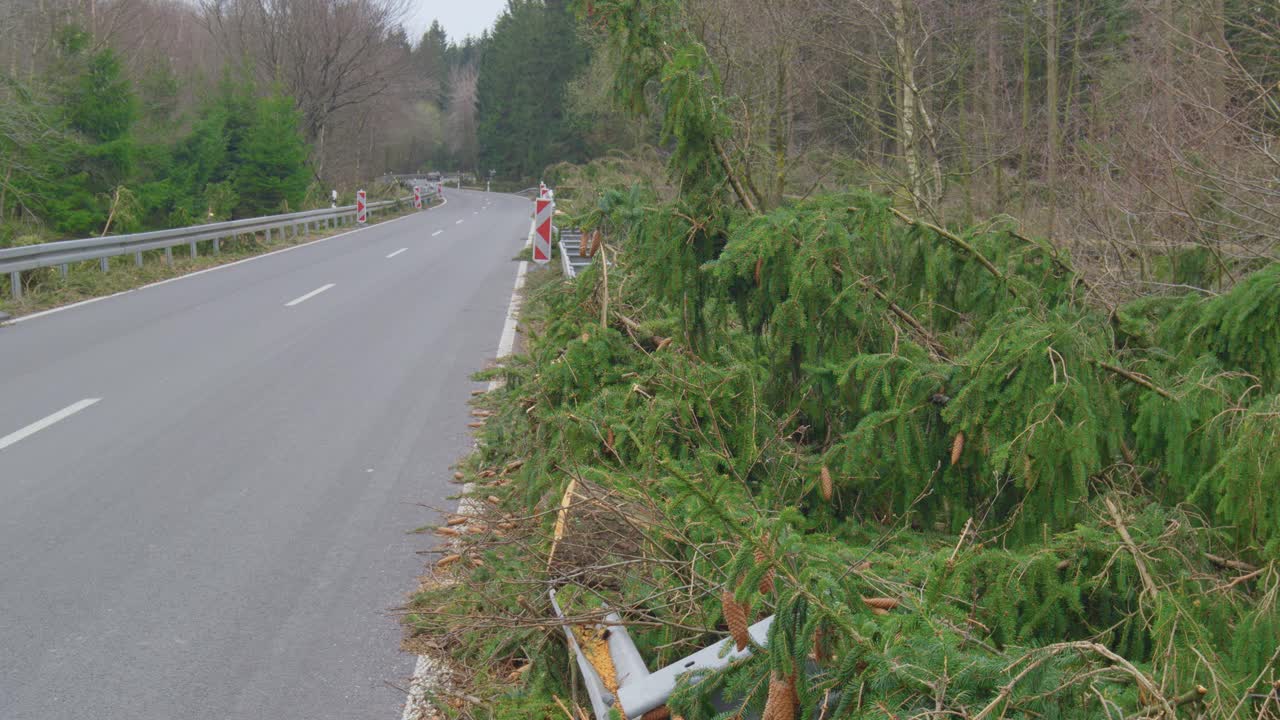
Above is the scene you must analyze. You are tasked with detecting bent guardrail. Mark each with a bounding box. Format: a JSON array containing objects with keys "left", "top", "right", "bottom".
[
  {"left": 1, "top": 198, "right": 408, "bottom": 300},
  {"left": 558, "top": 228, "right": 597, "bottom": 279}
]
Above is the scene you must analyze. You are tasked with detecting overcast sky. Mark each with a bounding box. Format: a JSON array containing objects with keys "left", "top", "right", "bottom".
[{"left": 404, "top": 0, "right": 509, "bottom": 43}]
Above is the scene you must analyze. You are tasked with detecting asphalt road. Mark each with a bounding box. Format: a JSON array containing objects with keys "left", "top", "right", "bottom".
[{"left": 0, "top": 189, "right": 531, "bottom": 719}]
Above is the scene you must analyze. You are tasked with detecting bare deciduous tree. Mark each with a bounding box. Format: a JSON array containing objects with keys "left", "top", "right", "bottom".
[{"left": 199, "top": 0, "right": 413, "bottom": 178}]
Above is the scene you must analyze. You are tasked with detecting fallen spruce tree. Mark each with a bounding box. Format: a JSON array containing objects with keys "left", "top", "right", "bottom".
[
  {"left": 405, "top": 185, "right": 1278, "bottom": 719},
  {"left": 402, "top": 1, "right": 1278, "bottom": 718}
]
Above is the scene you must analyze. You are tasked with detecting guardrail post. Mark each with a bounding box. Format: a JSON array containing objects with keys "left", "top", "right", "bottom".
[
  {"left": 189, "top": 241, "right": 197, "bottom": 258},
  {"left": 135, "top": 251, "right": 143, "bottom": 267},
  {"left": 100, "top": 257, "right": 109, "bottom": 272},
  {"left": 59, "top": 264, "right": 68, "bottom": 279},
  {"left": 165, "top": 247, "right": 173, "bottom": 266},
  {"left": 213, "top": 238, "right": 220, "bottom": 255},
  {"left": 9, "top": 271, "right": 20, "bottom": 300}
]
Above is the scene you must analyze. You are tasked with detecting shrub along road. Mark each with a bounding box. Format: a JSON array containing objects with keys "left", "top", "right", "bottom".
[{"left": 0, "top": 189, "right": 530, "bottom": 720}]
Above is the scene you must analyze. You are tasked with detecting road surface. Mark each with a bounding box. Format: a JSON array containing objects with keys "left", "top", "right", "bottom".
[{"left": 0, "top": 189, "right": 531, "bottom": 719}]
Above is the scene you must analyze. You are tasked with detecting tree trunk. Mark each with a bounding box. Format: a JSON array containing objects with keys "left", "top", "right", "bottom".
[
  {"left": 1019, "top": 2, "right": 1033, "bottom": 219},
  {"left": 1046, "top": 0, "right": 1060, "bottom": 239},
  {"left": 1063, "top": 0, "right": 1088, "bottom": 153},
  {"left": 865, "top": 38, "right": 884, "bottom": 166},
  {"left": 772, "top": 47, "right": 790, "bottom": 206},
  {"left": 315, "top": 123, "right": 327, "bottom": 180},
  {"left": 986, "top": 7, "right": 1004, "bottom": 212},
  {"left": 1164, "top": 0, "right": 1176, "bottom": 134},
  {"left": 892, "top": 0, "right": 921, "bottom": 208}
]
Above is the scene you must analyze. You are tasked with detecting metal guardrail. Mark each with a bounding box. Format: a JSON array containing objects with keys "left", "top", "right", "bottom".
[
  {"left": 1, "top": 198, "right": 410, "bottom": 300},
  {"left": 551, "top": 587, "right": 776, "bottom": 720},
  {"left": 558, "top": 228, "right": 595, "bottom": 279}
]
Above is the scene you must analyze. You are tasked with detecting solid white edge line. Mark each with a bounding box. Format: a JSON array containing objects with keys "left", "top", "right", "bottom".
[
  {"left": 401, "top": 260, "right": 529, "bottom": 720},
  {"left": 493, "top": 261, "right": 529, "bottom": 368},
  {"left": 5, "top": 196, "right": 450, "bottom": 326},
  {"left": 0, "top": 398, "right": 101, "bottom": 451},
  {"left": 284, "top": 283, "right": 335, "bottom": 307},
  {"left": 386, "top": 248, "right": 408, "bottom": 258}
]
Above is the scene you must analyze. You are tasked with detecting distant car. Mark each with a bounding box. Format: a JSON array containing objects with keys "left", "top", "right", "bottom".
[{"left": 426, "top": 171, "right": 442, "bottom": 182}]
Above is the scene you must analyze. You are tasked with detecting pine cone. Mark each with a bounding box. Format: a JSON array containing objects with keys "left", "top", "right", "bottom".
[
  {"left": 820, "top": 465, "right": 833, "bottom": 501},
  {"left": 640, "top": 706, "right": 671, "bottom": 720},
  {"left": 722, "top": 591, "right": 750, "bottom": 651},
  {"left": 754, "top": 257, "right": 763, "bottom": 286},
  {"left": 861, "top": 596, "right": 900, "bottom": 615},
  {"left": 761, "top": 672, "right": 797, "bottom": 720},
  {"left": 950, "top": 431, "right": 965, "bottom": 465},
  {"left": 754, "top": 548, "right": 775, "bottom": 595}
]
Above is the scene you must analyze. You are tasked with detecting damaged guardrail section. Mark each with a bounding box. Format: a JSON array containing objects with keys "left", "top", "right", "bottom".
[{"left": 551, "top": 588, "right": 775, "bottom": 720}]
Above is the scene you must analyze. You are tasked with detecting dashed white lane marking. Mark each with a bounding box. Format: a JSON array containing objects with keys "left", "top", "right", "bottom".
[
  {"left": 284, "top": 283, "right": 335, "bottom": 307},
  {"left": 6, "top": 197, "right": 446, "bottom": 326},
  {"left": 386, "top": 248, "right": 408, "bottom": 259},
  {"left": 455, "top": 220, "right": 464, "bottom": 225},
  {"left": 432, "top": 230, "right": 443, "bottom": 237},
  {"left": 401, "top": 260, "right": 529, "bottom": 720},
  {"left": 0, "top": 398, "right": 101, "bottom": 452}
]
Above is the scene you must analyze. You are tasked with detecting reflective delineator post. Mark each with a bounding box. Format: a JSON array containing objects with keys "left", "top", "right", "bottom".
[{"left": 533, "top": 197, "right": 553, "bottom": 265}]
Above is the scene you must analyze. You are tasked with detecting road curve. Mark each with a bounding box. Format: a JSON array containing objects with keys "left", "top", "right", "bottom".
[{"left": 0, "top": 189, "right": 530, "bottom": 720}]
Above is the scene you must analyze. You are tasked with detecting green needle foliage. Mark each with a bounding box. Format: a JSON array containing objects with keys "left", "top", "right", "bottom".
[
  {"left": 406, "top": 2, "right": 1280, "bottom": 718},
  {"left": 2, "top": 39, "right": 313, "bottom": 243}
]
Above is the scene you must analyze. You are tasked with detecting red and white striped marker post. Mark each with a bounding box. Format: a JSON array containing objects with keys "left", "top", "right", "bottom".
[
  {"left": 533, "top": 196, "right": 553, "bottom": 265},
  {"left": 539, "top": 181, "right": 548, "bottom": 199},
  {"left": 356, "top": 190, "right": 367, "bottom": 224},
  {"left": 436, "top": 181, "right": 443, "bottom": 198},
  {"left": 413, "top": 185, "right": 422, "bottom": 210}
]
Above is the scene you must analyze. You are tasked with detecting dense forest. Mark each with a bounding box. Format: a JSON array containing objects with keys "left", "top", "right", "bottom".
[
  {"left": 0, "top": 0, "right": 592, "bottom": 243},
  {"left": 540, "top": 0, "right": 1278, "bottom": 301}
]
